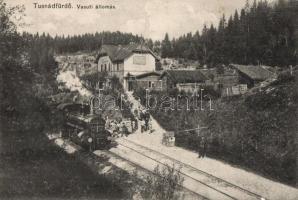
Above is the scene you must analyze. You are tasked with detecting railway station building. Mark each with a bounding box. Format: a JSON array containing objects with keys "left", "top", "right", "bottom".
[{"left": 95, "top": 43, "right": 160, "bottom": 91}]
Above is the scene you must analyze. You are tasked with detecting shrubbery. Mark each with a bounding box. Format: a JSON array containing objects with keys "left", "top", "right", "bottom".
[{"left": 131, "top": 164, "right": 184, "bottom": 200}]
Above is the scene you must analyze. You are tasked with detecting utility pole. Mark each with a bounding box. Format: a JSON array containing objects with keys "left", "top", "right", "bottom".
[{"left": 196, "top": 124, "right": 208, "bottom": 137}]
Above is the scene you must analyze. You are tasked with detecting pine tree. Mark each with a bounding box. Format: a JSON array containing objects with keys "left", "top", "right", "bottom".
[{"left": 161, "top": 33, "right": 172, "bottom": 58}]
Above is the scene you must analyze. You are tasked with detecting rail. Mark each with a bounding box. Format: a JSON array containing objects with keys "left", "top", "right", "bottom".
[{"left": 120, "top": 138, "right": 267, "bottom": 200}]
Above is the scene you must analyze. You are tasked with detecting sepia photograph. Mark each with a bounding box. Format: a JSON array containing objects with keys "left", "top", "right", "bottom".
[{"left": 0, "top": 0, "right": 297, "bottom": 199}]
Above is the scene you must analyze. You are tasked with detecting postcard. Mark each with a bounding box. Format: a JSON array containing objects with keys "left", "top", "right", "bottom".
[{"left": 1, "top": 0, "right": 297, "bottom": 199}]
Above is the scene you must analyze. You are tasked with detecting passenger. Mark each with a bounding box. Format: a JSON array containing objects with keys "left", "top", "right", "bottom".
[
  {"left": 144, "top": 110, "right": 150, "bottom": 132},
  {"left": 140, "top": 120, "right": 145, "bottom": 133},
  {"left": 139, "top": 109, "right": 145, "bottom": 121},
  {"left": 134, "top": 118, "right": 138, "bottom": 131},
  {"left": 121, "top": 123, "right": 129, "bottom": 137},
  {"left": 148, "top": 119, "right": 154, "bottom": 133},
  {"left": 110, "top": 120, "right": 118, "bottom": 137},
  {"left": 203, "top": 137, "right": 208, "bottom": 158},
  {"left": 134, "top": 108, "right": 139, "bottom": 118},
  {"left": 144, "top": 119, "right": 149, "bottom": 132},
  {"left": 198, "top": 136, "right": 203, "bottom": 158},
  {"left": 198, "top": 136, "right": 207, "bottom": 158},
  {"left": 117, "top": 121, "right": 122, "bottom": 137},
  {"left": 131, "top": 120, "right": 135, "bottom": 131},
  {"left": 105, "top": 116, "right": 111, "bottom": 129},
  {"left": 130, "top": 116, "right": 135, "bottom": 131}
]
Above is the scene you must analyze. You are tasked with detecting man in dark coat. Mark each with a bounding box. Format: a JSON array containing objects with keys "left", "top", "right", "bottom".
[{"left": 198, "top": 136, "right": 207, "bottom": 158}]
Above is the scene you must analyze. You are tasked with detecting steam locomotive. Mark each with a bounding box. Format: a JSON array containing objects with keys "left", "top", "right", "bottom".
[{"left": 57, "top": 103, "right": 112, "bottom": 150}]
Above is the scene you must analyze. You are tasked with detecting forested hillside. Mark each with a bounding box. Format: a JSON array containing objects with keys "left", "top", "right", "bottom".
[
  {"left": 22, "top": 31, "right": 146, "bottom": 55},
  {"left": 160, "top": 0, "right": 297, "bottom": 67},
  {"left": 18, "top": 1, "right": 297, "bottom": 69}
]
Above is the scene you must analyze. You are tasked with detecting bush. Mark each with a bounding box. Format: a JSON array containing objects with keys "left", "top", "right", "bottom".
[
  {"left": 132, "top": 164, "right": 184, "bottom": 200},
  {"left": 272, "top": 71, "right": 295, "bottom": 85}
]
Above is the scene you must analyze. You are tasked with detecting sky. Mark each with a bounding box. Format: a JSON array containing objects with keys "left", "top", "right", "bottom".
[{"left": 5, "top": 0, "right": 271, "bottom": 40}]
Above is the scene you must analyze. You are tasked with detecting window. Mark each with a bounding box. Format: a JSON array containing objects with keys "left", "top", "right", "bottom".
[
  {"left": 117, "top": 64, "right": 119, "bottom": 71},
  {"left": 148, "top": 81, "right": 152, "bottom": 88},
  {"left": 104, "top": 64, "right": 107, "bottom": 71},
  {"left": 109, "top": 63, "right": 111, "bottom": 71}
]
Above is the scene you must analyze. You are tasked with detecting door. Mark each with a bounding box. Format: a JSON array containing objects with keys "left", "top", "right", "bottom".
[{"left": 128, "top": 80, "right": 133, "bottom": 91}]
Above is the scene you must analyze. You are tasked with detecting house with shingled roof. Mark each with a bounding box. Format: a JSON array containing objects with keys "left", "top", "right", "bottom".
[
  {"left": 230, "top": 64, "right": 274, "bottom": 88},
  {"left": 95, "top": 43, "right": 160, "bottom": 90}
]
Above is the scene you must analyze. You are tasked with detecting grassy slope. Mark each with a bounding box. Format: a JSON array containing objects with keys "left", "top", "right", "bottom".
[{"left": 203, "top": 71, "right": 298, "bottom": 185}]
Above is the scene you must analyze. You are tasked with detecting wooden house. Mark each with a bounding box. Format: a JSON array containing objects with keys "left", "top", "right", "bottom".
[
  {"left": 160, "top": 70, "right": 208, "bottom": 92},
  {"left": 126, "top": 71, "right": 162, "bottom": 91},
  {"left": 230, "top": 64, "right": 274, "bottom": 88}
]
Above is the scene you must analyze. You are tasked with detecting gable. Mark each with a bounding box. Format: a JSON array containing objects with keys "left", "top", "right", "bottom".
[{"left": 123, "top": 53, "right": 156, "bottom": 73}]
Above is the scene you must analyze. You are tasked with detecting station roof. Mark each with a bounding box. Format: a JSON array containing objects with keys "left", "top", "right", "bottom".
[{"left": 95, "top": 43, "right": 159, "bottom": 63}]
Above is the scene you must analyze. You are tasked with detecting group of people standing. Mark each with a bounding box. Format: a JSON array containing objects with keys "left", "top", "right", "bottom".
[
  {"left": 104, "top": 98, "right": 153, "bottom": 138},
  {"left": 134, "top": 107, "right": 152, "bottom": 133},
  {"left": 105, "top": 118, "right": 130, "bottom": 138}
]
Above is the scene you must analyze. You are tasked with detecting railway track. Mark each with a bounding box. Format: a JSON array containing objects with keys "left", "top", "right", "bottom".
[
  {"left": 110, "top": 144, "right": 230, "bottom": 200},
  {"left": 54, "top": 135, "right": 207, "bottom": 199},
  {"left": 98, "top": 149, "right": 209, "bottom": 200},
  {"left": 112, "top": 137, "right": 266, "bottom": 200}
]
